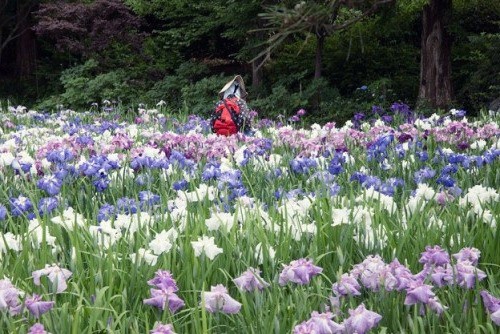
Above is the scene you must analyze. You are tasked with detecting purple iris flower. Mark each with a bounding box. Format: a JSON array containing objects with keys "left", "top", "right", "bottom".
[
  {"left": 293, "top": 321, "right": 321, "bottom": 334},
  {"left": 233, "top": 268, "right": 270, "bottom": 292},
  {"left": 295, "top": 311, "right": 344, "bottom": 334},
  {"left": 0, "top": 278, "right": 23, "bottom": 315},
  {"left": 385, "top": 259, "right": 414, "bottom": 291},
  {"left": 144, "top": 270, "right": 184, "bottom": 313},
  {"left": 25, "top": 294, "right": 55, "bottom": 317},
  {"left": 381, "top": 115, "right": 393, "bottom": 124},
  {"left": 480, "top": 290, "right": 500, "bottom": 325},
  {"left": 150, "top": 323, "right": 177, "bottom": 334},
  {"left": 28, "top": 323, "right": 49, "bottom": 334},
  {"left": 455, "top": 261, "right": 487, "bottom": 289},
  {"left": 429, "top": 266, "right": 454, "bottom": 288},
  {"left": 38, "top": 197, "right": 59, "bottom": 215},
  {"left": 37, "top": 175, "right": 63, "bottom": 196},
  {"left": 404, "top": 279, "right": 449, "bottom": 315},
  {"left": 343, "top": 304, "right": 382, "bottom": 334},
  {"left": 201, "top": 284, "right": 241, "bottom": 314},
  {"left": 143, "top": 288, "right": 185, "bottom": 313},
  {"left": 0, "top": 204, "right": 7, "bottom": 221},
  {"left": 331, "top": 273, "right": 362, "bottom": 297},
  {"left": 419, "top": 246, "right": 450, "bottom": 267},
  {"left": 453, "top": 248, "right": 481, "bottom": 266},
  {"left": 9, "top": 195, "right": 33, "bottom": 217},
  {"left": 279, "top": 258, "right": 323, "bottom": 286},
  {"left": 147, "top": 270, "right": 179, "bottom": 291}
]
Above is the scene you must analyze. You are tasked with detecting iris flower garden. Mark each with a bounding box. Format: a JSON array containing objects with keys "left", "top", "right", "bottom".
[{"left": 0, "top": 104, "right": 498, "bottom": 333}]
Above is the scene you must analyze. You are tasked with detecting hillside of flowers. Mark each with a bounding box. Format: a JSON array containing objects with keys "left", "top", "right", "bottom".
[{"left": 0, "top": 104, "right": 499, "bottom": 334}]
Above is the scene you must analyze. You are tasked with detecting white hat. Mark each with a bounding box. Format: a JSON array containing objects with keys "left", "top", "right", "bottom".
[{"left": 218, "top": 75, "right": 247, "bottom": 100}]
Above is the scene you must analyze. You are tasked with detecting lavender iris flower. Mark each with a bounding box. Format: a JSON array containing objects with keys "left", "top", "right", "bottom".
[
  {"left": 293, "top": 321, "right": 320, "bottom": 334},
  {"left": 150, "top": 323, "right": 177, "bottom": 334},
  {"left": 0, "top": 278, "right": 23, "bottom": 315},
  {"left": 331, "top": 273, "right": 362, "bottom": 297},
  {"left": 25, "top": 294, "right": 55, "bottom": 317},
  {"left": 279, "top": 258, "right": 323, "bottom": 286},
  {"left": 201, "top": 284, "right": 241, "bottom": 314},
  {"left": 455, "top": 260, "right": 487, "bottom": 289},
  {"left": 419, "top": 245, "right": 450, "bottom": 267},
  {"left": 233, "top": 268, "right": 270, "bottom": 292},
  {"left": 404, "top": 280, "right": 436, "bottom": 305},
  {"left": 147, "top": 270, "right": 179, "bottom": 291},
  {"left": 294, "top": 311, "right": 344, "bottom": 334},
  {"left": 28, "top": 323, "right": 49, "bottom": 334},
  {"left": 144, "top": 270, "right": 184, "bottom": 313},
  {"left": 403, "top": 280, "right": 447, "bottom": 315},
  {"left": 480, "top": 290, "right": 500, "bottom": 325},
  {"left": 452, "top": 248, "right": 481, "bottom": 266},
  {"left": 32, "top": 264, "right": 72, "bottom": 293},
  {"left": 143, "top": 288, "right": 185, "bottom": 313},
  {"left": 343, "top": 304, "right": 382, "bottom": 334}
]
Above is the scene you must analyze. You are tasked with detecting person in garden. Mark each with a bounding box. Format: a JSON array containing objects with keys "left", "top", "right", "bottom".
[{"left": 211, "top": 75, "right": 253, "bottom": 136}]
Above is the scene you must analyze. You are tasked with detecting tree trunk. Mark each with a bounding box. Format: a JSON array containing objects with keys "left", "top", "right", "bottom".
[
  {"left": 252, "top": 57, "right": 263, "bottom": 88},
  {"left": 314, "top": 34, "right": 324, "bottom": 79},
  {"left": 418, "top": 0, "right": 453, "bottom": 109},
  {"left": 15, "top": 0, "right": 36, "bottom": 80}
]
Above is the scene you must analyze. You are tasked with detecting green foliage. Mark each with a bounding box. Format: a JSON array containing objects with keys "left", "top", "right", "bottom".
[
  {"left": 181, "top": 74, "right": 229, "bottom": 117},
  {"left": 454, "top": 32, "right": 500, "bottom": 112},
  {"left": 37, "top": 59, "right": 139, "bottom": 111}
]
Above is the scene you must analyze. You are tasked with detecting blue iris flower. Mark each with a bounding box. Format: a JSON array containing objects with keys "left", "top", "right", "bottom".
[
  {"left": 38, "top": 197, "right": 59, "bottom": 215},
  {"left": 0, "top": 205, "right": 7, "bottom": 221},
  {"left": 46, "top": 149, "right": 74, "bottom": 164},
  {"left": 139, "top": 191, "right": 161, "bottom": 208},
  {"left": 37, "top": 175, "right": 63, "bottom": 196},
  {"left": 173, "top": 179, "right": 189, "bottom": 191},
  {"left": 116, "top": 197, "right": 139, "bottom": 214},
  {"left": 98, "top": 203, "right": 116, "bottom": 222},
  {"left": 9, "top": 195, "right": 33, "bottom": 217}
]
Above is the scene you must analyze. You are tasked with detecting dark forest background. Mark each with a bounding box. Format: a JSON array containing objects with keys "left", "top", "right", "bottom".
[{"left": 1, "top": 0, "right": 499, "bottom": 124}]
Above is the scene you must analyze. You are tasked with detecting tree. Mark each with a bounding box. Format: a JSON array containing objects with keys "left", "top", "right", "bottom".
[
  {"left": 34, "top": 0, "right": 144, "bottom": 66},
  {"left": 0, "top": 0, "right": 38, "bottom": 78},
  {"left": 417, "top": 0, "right": 453, "bottom": 109},
  {"left": 253, "top": 0, "right": 394, "bottom": 80}
]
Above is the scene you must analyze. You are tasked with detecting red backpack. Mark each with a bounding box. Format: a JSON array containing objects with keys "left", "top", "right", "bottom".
[{"left": 211, "top": 96, "right": 241, "bottom": 136}]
